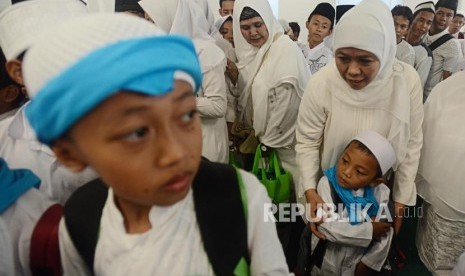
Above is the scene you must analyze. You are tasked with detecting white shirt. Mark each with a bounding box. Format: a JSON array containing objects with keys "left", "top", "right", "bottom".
[
  {"left": 1, "top": 188, "right": 54, "bottom": 276},
  {"left": 395, "top": 39, "right": 415, "bottom": 67},
  {"left": 423, "top": 29, "right": 463, "bottom": 99},
  {"left": 0, "top": 103, "right": 98, "bottom": 204},
  {"left": 411, "top": 42, "right": 433, "bottom": 89},
  {"left": 195, "top": 41, "right": 229, "bottom": 163},
  {"left": 299, "top": 42, "right": 333, "bottom": 75},
  {"left": 59, "top": 170, "right": 291, "bottom": 276},
  {"left": 311, "top": 177, "right": 393, "bottom": 275},
  {"left": 0, "top": 108, "right": 18, "bottom": 122}
]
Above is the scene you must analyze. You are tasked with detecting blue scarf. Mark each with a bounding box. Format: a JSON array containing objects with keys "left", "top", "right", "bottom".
[
  {"left": 0, "top": 159, "right": 41, "bottom": 214},
  {"left": 324, "top": 166, "right": 379, "bottom": 225}
]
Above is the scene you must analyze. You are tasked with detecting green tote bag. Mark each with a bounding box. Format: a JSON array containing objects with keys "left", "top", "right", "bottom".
[{"left": 251, "top": 145, "right": 291, "bottom": 204}]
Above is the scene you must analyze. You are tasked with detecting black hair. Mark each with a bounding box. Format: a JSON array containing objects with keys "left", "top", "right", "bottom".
[
  {"left": 240, "top": 6, "right": 261, "bottom": 21},
  {"left": 115, "top": 0, "right": 145, "bottom": 17},
  {"left": 348, "top": 140, "right": 383, "bottom": 178},
  {"left": 288, "top": 22, "right": 300, "bottom": 34},
  {"left": 455, "top": 13, "right": 465, "bottom": 18},
  {"left": 219, "top": 0, "right": 234, "bottom": 7},
  {"left": 391, "top": 5, "right": 413, "bottom": 26},
  {"left": 0, "top": 48, "right": 25, "bottom": 108}
]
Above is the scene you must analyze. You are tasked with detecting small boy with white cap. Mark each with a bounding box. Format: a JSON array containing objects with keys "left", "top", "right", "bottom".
[
  {"left": 301, "top": 130, "right": 395, "bottom": 275},
  {"left": 23, "top": 13, "right": 289, "bottom": 275}
]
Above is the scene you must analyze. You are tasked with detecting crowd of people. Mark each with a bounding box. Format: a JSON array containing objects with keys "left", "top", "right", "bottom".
[{"left": 0, "top": 0, "right": 464, "bottom": 275}]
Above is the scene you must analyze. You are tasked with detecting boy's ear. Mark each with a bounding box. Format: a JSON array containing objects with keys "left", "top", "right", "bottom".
[
  {"left": 52, "top": 138, "right": 88, "bottom": 173},
  {"left": 370, "top": 177, "right": 384, "bottom": 187},
  {"left": 1, "top": 85, "right": 20, "bottom": 103},
  {"left": 6, "top": 60, "right": 24, "bottom": 85},
  {"left": 306, "top": 21, "right": 310, "bottom": 29}
]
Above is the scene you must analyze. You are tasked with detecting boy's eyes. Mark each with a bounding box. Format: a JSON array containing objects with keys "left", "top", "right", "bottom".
[
  {"left": 181, "top": 110, "right": 198, "bottom": 124},
  {"left": 122, "top": 127, "right": 149, "bottom": 142}
]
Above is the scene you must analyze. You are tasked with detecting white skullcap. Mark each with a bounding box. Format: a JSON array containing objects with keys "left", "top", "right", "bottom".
[
  {"left": 353, "top": 130, "right": 396, "bottom": 175},
  {"left": 456, "top": 9, "right": 464, "bottom": 16},
  {"left": 23, "top": 13, "right": 165, "bottom": 99},
  {"left": 0, "top": 0, "right": 88, "bottom": 61},
  {"left": 413, "top": 1, "right": 435, "bottom": 17}
]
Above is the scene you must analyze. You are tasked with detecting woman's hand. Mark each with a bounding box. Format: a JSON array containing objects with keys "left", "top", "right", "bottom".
[
  {"left": 305, "top": 189, "right": 327, "bottom": 239},
  {"left": 225, "top": 58, "right": 239, "bottom": 85}
]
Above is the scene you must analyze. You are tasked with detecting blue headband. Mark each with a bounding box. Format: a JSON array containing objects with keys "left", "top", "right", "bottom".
[{"left": 26, "top": 35, "right": 202, "bottom": 145}]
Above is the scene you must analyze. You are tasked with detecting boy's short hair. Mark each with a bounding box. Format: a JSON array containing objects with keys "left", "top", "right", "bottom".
[
  {"left": 115, "top": 0, "right": 144, "bottom": 16},
  {"left": 307, "top": 3, "right": 335, "bottom": 29},
  {"left": 289, "top": 22, "right": 300, "bottom": 34},
  {"left": 391, "top": 5, "right": 413, "bottom": 25},
  {"left": 219, "top": 0, "right": 234, "bottom": 7},
  {"left": 350, "top": 140, "right": 383, "bottom": 178},
  {"left": 351, "top": 130, "right": 396, "bottom": 177}
]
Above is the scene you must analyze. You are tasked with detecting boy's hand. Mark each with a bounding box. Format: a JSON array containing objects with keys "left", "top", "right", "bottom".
[
  {"left": 305, "top": 189, "right": 326, "bottom": 240},
  {"left": 372, "top": 221, "right": 391, "bottom": 239}
]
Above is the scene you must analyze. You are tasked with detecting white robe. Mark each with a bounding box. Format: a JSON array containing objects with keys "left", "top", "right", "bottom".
[
  {"left": 296, "top": 0, "right": 423, "bottom": 208},
  {"left": 0, "top": 104, "right": 98, "bottom": 204},
  {"left": 59, "top": 170, "right": 291, "bottom": 275},
  {"left": 311, "top": 177, "right": 393, "bottom": 275},
  {"left": 0, "top": 188, "right": 54, "bottom": 276}
]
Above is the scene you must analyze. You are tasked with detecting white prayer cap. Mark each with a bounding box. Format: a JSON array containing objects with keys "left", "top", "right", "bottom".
[
  {"left": 456, "top": 9, "right": 464, "bottom": 17},
  {"left": 23, "top": 13, "right": 165, "bottom": 98},
  {"left": 353, "top": 130, "right": 396, "bottom": 175},
  {"left": 413, "top": 1, "right": 435, "bottom": 18},
  {"left": 0, "top": 0, "right": 87, "bottom": 61}
]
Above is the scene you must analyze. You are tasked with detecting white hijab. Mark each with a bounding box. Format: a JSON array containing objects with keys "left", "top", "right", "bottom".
[
  {"left": 139, "top": 0, "right": 212, "bottom": 41},
  {"left": 233, "top": 0, "right": 310, "bottom": 135},
  {"left": 138, "top": 0, "right": 224, "bottom": 73},
  {"left": 417, "top": 71, "right": 465, "bottom": 221},
  {"left": 316, "top": 0, "right": 412, "bottom": 168}
]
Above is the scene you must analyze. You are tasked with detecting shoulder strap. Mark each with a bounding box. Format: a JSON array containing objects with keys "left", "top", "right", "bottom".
[
  {"left": 193, "top": 159, "right": 250, "bottom": 276},
  {"left": 64, "top": 178, "right": 108, "bottom": 274},
  {"left": 428, "top": 33, "right": 454, "bottom": 52},
  {"left": 29, "top": 203, "right": 64, "bottom": 276}
]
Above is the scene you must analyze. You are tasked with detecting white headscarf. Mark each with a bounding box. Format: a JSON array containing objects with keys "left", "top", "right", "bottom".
[
  {"left": 232, "top": 0, "right": 283, "bottom": 71},
  {"left": 233, "top": 0, "right": 310, "bottom": 136},
  {"left": 138, "top": 0, "right": 212, "bottom": 42},
  {"left": 417, "top": 71, "right": 465, "bottom": 221},
  {"left": 333, "top": 0, "right": 396, "bottom": 82}
]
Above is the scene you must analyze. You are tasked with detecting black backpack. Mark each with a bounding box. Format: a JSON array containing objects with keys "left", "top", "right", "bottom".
[{"left": 64, "top": 160, "right": 250, "bottom": 276}]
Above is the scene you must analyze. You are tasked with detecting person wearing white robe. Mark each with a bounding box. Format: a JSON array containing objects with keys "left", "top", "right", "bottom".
[
  {"left": 0, "top": 0, "right": 98, "bottom": 205},
  {"left": 231, "top": 0, "right": 310, "bottom": 188},
  {"left": 0, "top": 159, "right": 54, "bottom": 276},
  {"left": 296, "top": 0, "right": 423, "bottom": 235},
  {"left": 139, "top": 0, "right": 229, "bottom": 164},
  {"left": 416, "top": 71, "right": 465, "bottom": 274},
  {"left": 22, "top": 13, "right": 290, "bottom": 275}
]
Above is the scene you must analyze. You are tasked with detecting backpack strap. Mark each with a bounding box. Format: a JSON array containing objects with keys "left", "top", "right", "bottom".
[
  {"left": 64, "top": 178, "right": 108, "bottom": 273},
  {"left": 29, "top": 203, "right": 64, "bottom": 276},
  {"left": 64, "top": 160, "right": 249, "bottom": 276},
  {"left": 428, "top": 33, "right": 454, "bottom": 52},
  {"left": 193, "top": 159, "right": 250, "bottom": 276}
]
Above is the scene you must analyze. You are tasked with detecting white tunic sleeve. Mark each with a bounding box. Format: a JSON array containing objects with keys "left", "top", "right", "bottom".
[
  {"left": 196, "top": 63, "right": 227, "bottom": 119},
  {"left": 316, "top": 177, "right": 373, "bottom": 247},
  {"left": 360, "top": 184, "right": 394, "bottom": 271},
  {"left": 393, "top": 71, "right": 424, "bottom": 206},
  {"left": 295, "top": 81, "right": 328, "bottom": 196},
  {"left": 239, "top": 170, "right": 292, "bottom": 276}
]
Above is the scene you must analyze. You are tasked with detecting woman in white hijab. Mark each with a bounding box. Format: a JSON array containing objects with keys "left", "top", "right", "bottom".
[
  {"left": 416, "top": 71, "right": 465, "bottom": 274},
  {"left": 139, "top": 0, "right": 229, "bottom": 163},
  {"left": 296, "top": 0, "right": 423, "bottom": 236},
  {"left": 231, "top": 0, "right": 310, "bottom": 181}
]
